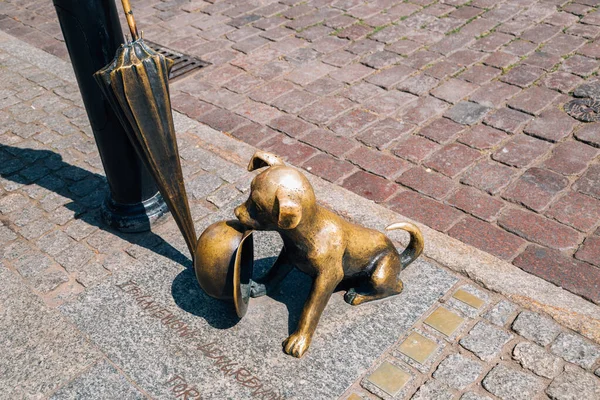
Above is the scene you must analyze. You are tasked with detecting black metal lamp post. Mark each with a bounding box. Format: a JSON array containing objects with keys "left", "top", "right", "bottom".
[{"left": 52, "top": 0, "right": 168, "bottom": 232}]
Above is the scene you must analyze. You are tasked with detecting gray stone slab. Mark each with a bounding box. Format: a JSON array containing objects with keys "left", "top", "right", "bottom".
[
  {"left": 0, "top": 264, "right": 101, "bottom": 399},
  {"left": 513, "top": 342, "right": 562, "bottom": 379},
  {"left": 483, "top": 300, "right": 518, "bottom": 327},
  {"left": 512, "top": 311, "right": 561, "bottom": 346},
  {"left": 50, "top": 359, "right": 147, "bottom": 400},
  {"left": 550, "top": 332, "right": 600, "bottom": 370},
  {"left": 411, "top": 380, "right": 454, "bottom": 400},
  {"left": 0, "top": 31, "right": 76, "bottom": 83},
  {"left": 59, "top": 207, "right": 457, "bottom": 400},
  {"left": 461, "top": 392, "right": 493, "bottom": 400},
  {"left": 482, "top": 364, "right": 544, "bottom": 400},
  {"left": 433, "top": 353, "right": 483, "bottom": 390},
  {"left": 546, "top": 365, "right": 600, "bottom": 400},
  {"left": 460, "top": 321, "right": 513, "bottom": 362}
]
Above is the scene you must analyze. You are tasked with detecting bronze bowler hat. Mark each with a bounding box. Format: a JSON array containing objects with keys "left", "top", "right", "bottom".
[{"left": 193, "top": 220, "right": 254, "bottom": 317}]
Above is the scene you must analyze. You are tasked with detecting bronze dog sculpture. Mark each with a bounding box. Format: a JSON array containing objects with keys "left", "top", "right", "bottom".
[{"left": 234, "top": 151, "right": 424, "bottom": 358}]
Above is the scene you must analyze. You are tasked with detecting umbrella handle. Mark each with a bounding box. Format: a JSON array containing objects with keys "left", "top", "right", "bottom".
[{"left": 120, "top": 0, "right": 139, "bottom": 41}]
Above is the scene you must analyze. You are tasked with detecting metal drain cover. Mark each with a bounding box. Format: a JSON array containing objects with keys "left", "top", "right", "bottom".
[
  {"left": 564, "top": 98, "right": 600, "bottom": 122},
  {"left": 145, "top": 40, "right": 208, "bottom": 80}
]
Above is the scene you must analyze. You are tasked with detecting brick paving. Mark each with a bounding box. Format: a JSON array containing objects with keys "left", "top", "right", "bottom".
[{"left": 1, "top": 0, "right": 599, "bottom": 305}]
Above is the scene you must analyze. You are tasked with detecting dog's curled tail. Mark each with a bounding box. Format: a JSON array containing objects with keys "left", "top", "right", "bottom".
[{"left": 385, "top": 222, "right": 424, "bottom": 270}]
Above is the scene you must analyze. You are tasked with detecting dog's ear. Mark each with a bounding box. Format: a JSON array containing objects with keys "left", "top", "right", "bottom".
[
  {"left": 247, "top": 151, "right": 286, "bottom": 171},
  {"left": 276, "top": 188, "right": 302, "bottom": 230}
]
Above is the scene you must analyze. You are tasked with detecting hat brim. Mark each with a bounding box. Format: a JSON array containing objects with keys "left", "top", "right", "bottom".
[{"left": 233, "top": 230, "right": 254, "bottom": 318}]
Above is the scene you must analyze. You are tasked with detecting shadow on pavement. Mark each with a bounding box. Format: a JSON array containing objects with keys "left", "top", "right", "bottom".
[{"left": 0, "top": 143, "right": 190, "bottom": 267}]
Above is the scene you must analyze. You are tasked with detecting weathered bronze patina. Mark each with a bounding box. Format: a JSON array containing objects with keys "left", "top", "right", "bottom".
[{"left": 234, "top": 151, "right": 424, "bottom": 358}]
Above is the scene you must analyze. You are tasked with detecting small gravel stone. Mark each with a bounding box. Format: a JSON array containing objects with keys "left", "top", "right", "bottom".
[
  {"left": 512, "top": 311, "right": 561, "bottom": 346},
  {"left": 513, "top": 342, "right": 562, "bottom": 379},
  {"left": 546, "top": 365, "right": 600, "bottom": 400},
  {"left": 550, "top": 332, "right": 600, "bottom": 370},
  {"left": 482, "top": 364, "right": 544, "bottom": 400},
  {"left": 483, "top": 300, "right": 518, "bottom": 327},
  {"left": 461, "top": 392, "right": 493, "bottom": 400},
  {"left": 411, "top": 380, "right": 454, "bottom": 400},
  {"left": 433, "top": 354, "right": 483, "bottom": 390},
  {"left": 460, "top": 321, "right": 514, "bottom": 361}
]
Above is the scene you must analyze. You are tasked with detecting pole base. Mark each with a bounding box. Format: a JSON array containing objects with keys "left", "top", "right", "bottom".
[{"left": 101, "top": 191, "right": 169, "bottom": 233}]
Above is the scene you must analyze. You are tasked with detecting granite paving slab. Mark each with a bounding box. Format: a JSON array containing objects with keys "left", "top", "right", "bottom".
[
  {"left": 59, "top": 208, "right": 456, "bottom": 400},
  {"left": 49, "top": 359, "right": 147, "bottom": 400},
  {"left": 0, "top": 263, "right": 102, "bottom": 399}
]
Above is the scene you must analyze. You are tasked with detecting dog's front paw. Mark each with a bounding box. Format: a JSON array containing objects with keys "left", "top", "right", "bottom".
[
  {"left": 250, "top": 280, "right": 267, "bottom": 298},
  {"left": 282, "top": 332, "right": 311, "bottom": 358}
]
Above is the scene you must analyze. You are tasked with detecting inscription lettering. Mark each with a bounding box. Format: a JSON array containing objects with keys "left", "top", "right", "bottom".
[
  {"left": 117, "top": 281, "right": 285, "bottom": 399},
  {"left": 165, "top": 375, "right": 201, "bottom": 399}
]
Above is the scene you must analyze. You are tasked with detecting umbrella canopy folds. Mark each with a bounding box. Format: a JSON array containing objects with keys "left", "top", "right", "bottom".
[{"left": 94, "top": 0, "right": 196, "bottom": 258}]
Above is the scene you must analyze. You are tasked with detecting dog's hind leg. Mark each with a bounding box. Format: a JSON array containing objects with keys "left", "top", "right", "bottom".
[{"left": 344, "top": 252, "right": 403, "bottom": 306}]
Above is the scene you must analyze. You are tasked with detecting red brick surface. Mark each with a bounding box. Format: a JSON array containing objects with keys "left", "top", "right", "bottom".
[
  {"left": 448, "top": 216, "right": 525, "bottom": 260},
  {"left": 514, "top": 245, "right": 600, "bottom": 304},
  {"left": 8, "top": 0, "right": 600, "bottom": 303},
  {"left": 447, "top": 186, "right": 505, "bottom": 222},
  {"left": 341, "top": 171, "right": 398, "bottom": 203},
  {"left": 461, "top": 160, "right": 517, "bottom": 195},
  {"left": 546, "top": 191, "right": 600, "bottom": 233},
  {"left": 498, "top": 209, "right": 581, "bottom": 251},
  {"left": 424, "top": 143, "right": 481, "bottom": 178},
  {"left": 387, "top": 191, "right": 464, "bottom": 232},
  {"left": 502, "top": 168, "right": 569, "bottom": 212},
  {"left": 575, "top": 236, "right": 600, "bottom": 266},
  {"left": 397, "top": 167, "right": 455, "bottom": 200}
]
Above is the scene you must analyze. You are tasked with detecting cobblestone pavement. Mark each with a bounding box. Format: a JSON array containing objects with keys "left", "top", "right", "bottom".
[
  {"left": 1, "top": 28, "right": 600, "bottom": 400},
  {"left": 2, "top": 0, "right": 600, "bottom": 304}
]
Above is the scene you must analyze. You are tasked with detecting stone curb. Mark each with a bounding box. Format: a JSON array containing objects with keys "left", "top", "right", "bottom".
[{"left": 178, "top": 114, "right": 600, "bottom": 345}]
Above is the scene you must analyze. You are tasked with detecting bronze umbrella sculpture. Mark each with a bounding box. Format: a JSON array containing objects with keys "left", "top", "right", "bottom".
[
  {"left": 94, "top": 0, "right": 197, "bottom": 258},
  {"left": 94, "top": 0, "right": 254, "bottom": 317}
]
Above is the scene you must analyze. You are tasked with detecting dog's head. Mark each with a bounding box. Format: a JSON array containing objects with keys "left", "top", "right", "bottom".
[{"left": 234, "top": 151, "right": 316, "bottom": 231}]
